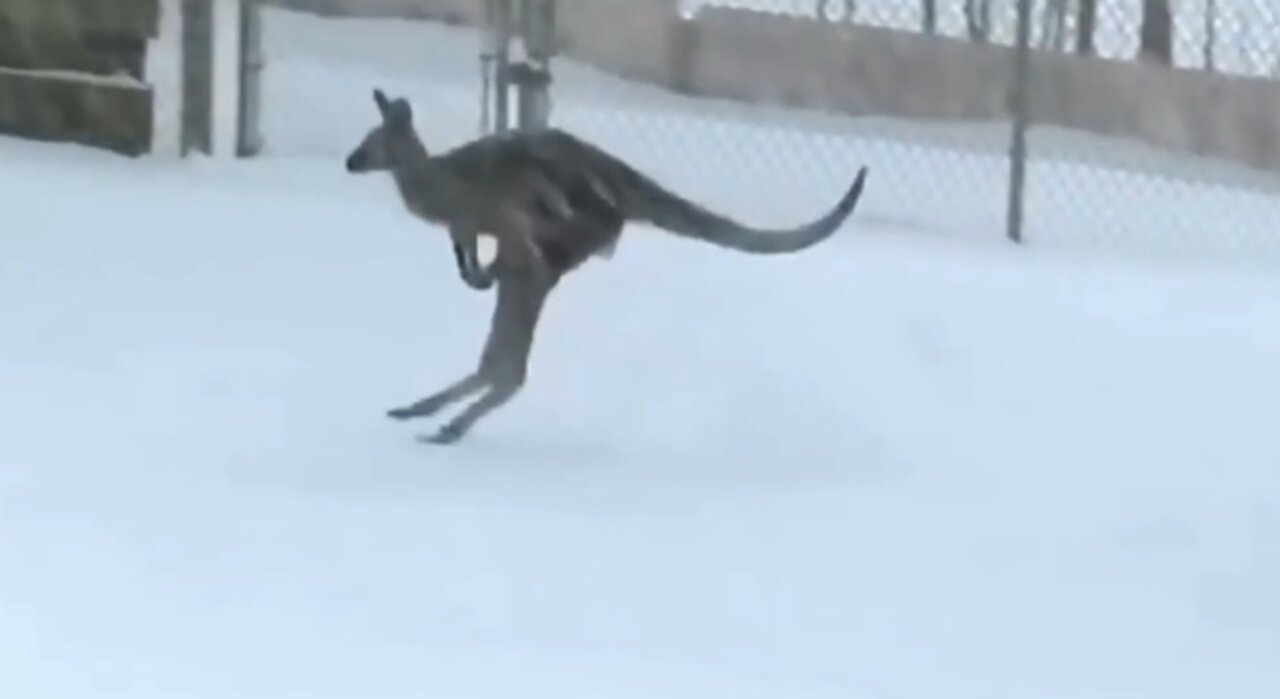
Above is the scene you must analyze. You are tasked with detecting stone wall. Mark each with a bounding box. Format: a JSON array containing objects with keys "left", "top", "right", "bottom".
[
  {"left": 0, "top": 0, "right": 257, "bottom": 157},
  {"left": 0, "top": 0, "right": 159, "bottom": 155}
]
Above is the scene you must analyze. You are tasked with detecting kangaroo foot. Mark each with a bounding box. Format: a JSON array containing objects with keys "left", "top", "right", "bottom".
[{"left": 417, "top": 422, "right": 466, "bottom": 446}]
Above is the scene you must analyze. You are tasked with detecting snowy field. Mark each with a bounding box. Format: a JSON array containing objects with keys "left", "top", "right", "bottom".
[{"left": 3, "top": 6, "right": 1280, "bottom": 699}]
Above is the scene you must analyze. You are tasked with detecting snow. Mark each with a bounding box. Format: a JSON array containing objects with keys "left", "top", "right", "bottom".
[
  {"left": 2, "top": 6, "right": 1280, "bottom": 699},
  {"left": 0, "top": 65, "right": 147, "bottom": 87}
]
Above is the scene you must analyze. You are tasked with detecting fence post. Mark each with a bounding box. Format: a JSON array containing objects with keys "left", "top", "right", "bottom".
[
  {"left": 514, "top": 0, "right": 555, "bottom": 131},
  {"left": 237, "top": 0, "right": 264, "bottom": 156},
  {"left": 481, "top": 0, "right": 513, "bottom": 134},
  {"left": 1006, "top": 0, "right": 1033, "bottom": 244},
  {"left": 181, "top": 0, "right": 212, "bottom": 155}
]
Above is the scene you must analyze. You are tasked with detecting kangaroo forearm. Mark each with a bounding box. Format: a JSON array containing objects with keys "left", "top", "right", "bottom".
[{"left": 453, "top": 243, "right": 495, "bottom": 290}]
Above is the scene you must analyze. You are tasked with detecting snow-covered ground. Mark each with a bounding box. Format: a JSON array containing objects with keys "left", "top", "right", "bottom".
[{"left": 2, "top": 7, "right": 1279, "bottom": 699}]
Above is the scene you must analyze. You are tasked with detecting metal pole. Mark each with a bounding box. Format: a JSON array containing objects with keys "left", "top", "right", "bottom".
[
  {"left": 1006, "top": 0, "right": 1033, "bottom": 244},
  {"left": 237, "top": 0, "right": 265, "bottom": 156},
  {"left": 514, "top": 0, "right": 555, "bottom": 131},
  {"left": 479, "top": 1, "right": 493, "bottom": 135},
  {"left": 482, "top": 0, "right": 513, "bottom": 134}
]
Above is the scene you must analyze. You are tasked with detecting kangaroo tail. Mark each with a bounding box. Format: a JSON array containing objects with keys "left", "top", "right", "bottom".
[{"left": 622, "top": 165, "right": 869, "bottom": 254}]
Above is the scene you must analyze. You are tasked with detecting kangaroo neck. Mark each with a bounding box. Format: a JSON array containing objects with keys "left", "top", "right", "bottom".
[{"left": 390, "top": 155, "right": 474, "bottom": 226}]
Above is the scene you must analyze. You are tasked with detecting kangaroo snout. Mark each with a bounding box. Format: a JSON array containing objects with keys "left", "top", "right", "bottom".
[{"left": 345, "top": 151, "right": 366, "bottom": 173}]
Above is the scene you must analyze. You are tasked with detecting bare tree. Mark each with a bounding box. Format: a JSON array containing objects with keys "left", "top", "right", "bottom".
[
  {"left": 815, "top": 0, "right": 856, "bottom": 22},
  {"left": 1041, "top": 0, "right": 1071, "bottom": 52},
  {"left": 1203, "top": 0, "right": 1216, "bottom": 71},
  {"left": 965, "top": 0, "right": 992, "bottom": 43},
  {"left": 1076, "top": 0, "right": 1096, "bottom": 55},
  {"left": 1139, "top": 0, "right": 1173, "bottom": 65},
  {"left": 922, "top": 0, "right": 937, "bottom": 33}
]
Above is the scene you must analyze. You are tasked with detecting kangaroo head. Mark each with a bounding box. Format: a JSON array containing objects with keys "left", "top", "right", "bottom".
[{"left": 345, "top": 88, "right": 422, "bottom": 173}]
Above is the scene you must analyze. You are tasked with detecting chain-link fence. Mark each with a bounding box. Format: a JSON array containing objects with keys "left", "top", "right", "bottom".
[
  {"left": 1013, "top": 0, "right": 1280, "bottom": 258},
  {"left": 480, "top": 0, "right": 1280, "bottom": 262},
  {"left": 6, "top": 0, "right": 1278, "bottom": 259}
]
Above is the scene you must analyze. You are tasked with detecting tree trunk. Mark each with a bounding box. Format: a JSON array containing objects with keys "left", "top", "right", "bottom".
[
  {"left": 1076, "top": 0, "right": 1096, "bottom": 55},
  {"left": 1203, "top": 0, "right": 1216, "bottom": 71},
  {"left": 1139, "top": 0, "right": 1173, "bottom": 65},
  {"left": 965, "top": 0, "right": 992, "bottom": 43},
  {"left": 1040, "top": 0, "right": 1068, "bottom": 51},
  {"left": 921, "top": 0, "right": 936, "bottom": 34}
]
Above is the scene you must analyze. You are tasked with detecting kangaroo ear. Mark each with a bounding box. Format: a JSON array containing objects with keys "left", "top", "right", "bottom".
[
  {"left": 395, "top": 97, "right": 413, "bottom": 120},
  {"left": 373, "top": 88, "right": 391, "bottom": 116},
  {"left": 384, "top": 97, "right": 413, "bottom": 128}
]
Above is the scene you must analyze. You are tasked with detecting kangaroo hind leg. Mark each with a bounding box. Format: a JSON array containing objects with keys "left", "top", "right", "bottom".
[
  {"left": 388, "top": 372, "right": 487, "bottom": 421},
  {"left": 420, "top": 271, "right": 555, "bottom": 445},
  {"left": 419, "top": 378, "right": 523, "bottom": 445}
]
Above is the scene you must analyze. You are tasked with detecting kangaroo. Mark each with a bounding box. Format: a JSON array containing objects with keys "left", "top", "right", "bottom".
[
  {"left": 344, "top": 88, "right": 870, "bottom": 445},
  {"left": 345, "top": 89, "right": 553, "bottom": 287}
]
